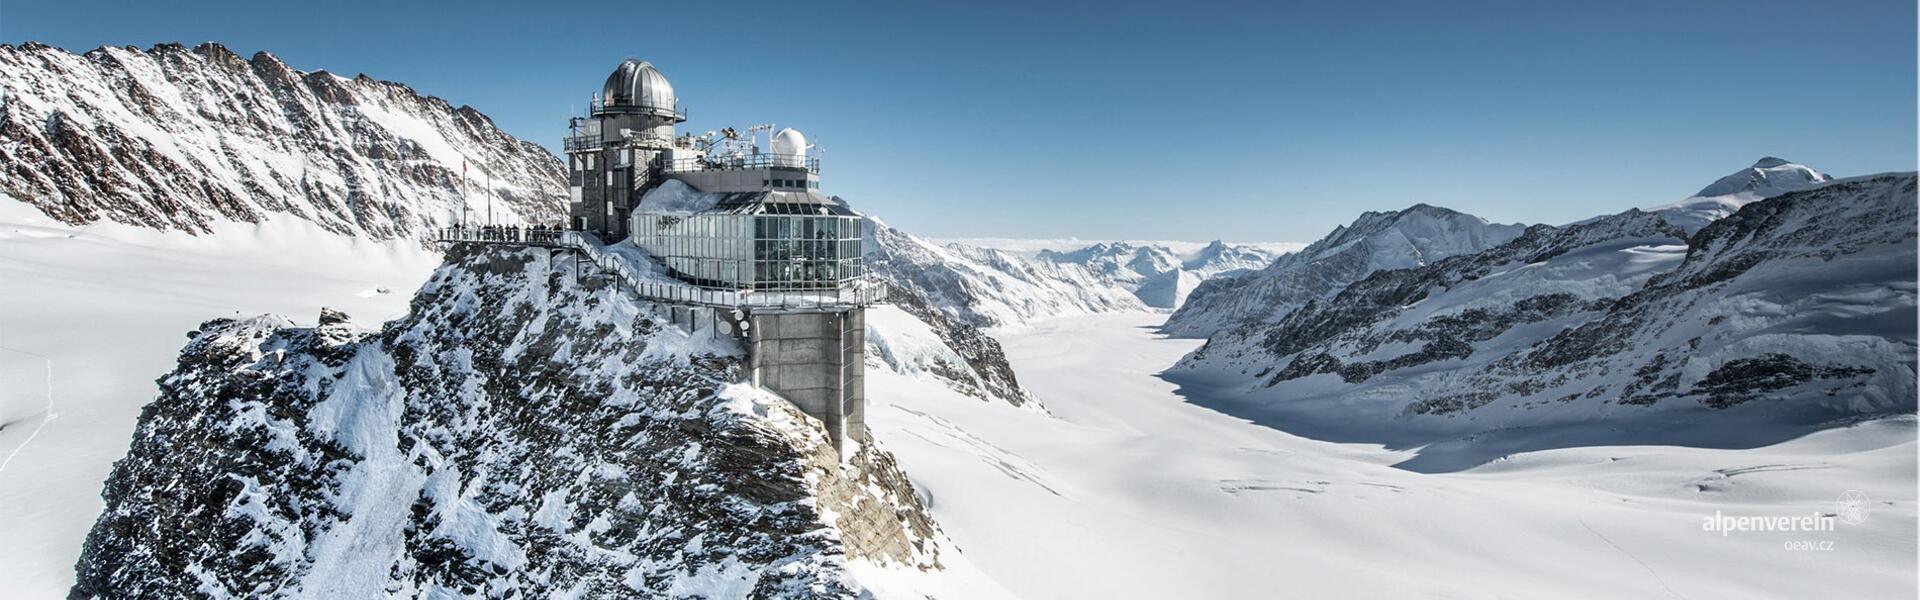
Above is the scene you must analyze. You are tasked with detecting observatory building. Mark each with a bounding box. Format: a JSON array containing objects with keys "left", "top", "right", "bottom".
[{"left": 564, "top": 59, "right": 878, "bottom": 453}]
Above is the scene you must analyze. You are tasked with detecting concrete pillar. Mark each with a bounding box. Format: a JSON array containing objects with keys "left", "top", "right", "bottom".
[{"left": 748, "top": 308, "right": 866, "bottom": 454}]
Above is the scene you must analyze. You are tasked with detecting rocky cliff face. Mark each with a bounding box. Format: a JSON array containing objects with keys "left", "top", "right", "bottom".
[
  {"left": 72, "top": 244, "right": 948, "bottom": 598},
  {"left": 1175, "top": 172, "right": 1917, "bottom": 440},
  {"left": 1164, "top": 204, "right": 1526, "bottom": 338},
  {"left": 0, "top": 42, "right": 564, "bottom": 239}
]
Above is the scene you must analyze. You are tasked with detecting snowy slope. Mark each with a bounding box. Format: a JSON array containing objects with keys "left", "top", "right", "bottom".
[
  {"left": 1034, "top": 240, "right": 1281, "bottom": 309},
  {"left": 0, "top": 197, "right": 442, "bottom": 598},
  {"left": 1163, "top": 204, "right": 1526, "bottom": 337},
  {"left": 1652, "top": 157, "right": 1832, "bottom": 234},
  {"left": 69, "top": 244, "right": 1008, "bottom": 599},
  {"left": 870, "top": 312, "right": 1915, "bottom": 599},
  {"left": 1172, "top": 172, "right": 1917, "bottom": 464},
  {"left": 0, "top": 42, "right": 565, "bottom": 239}
]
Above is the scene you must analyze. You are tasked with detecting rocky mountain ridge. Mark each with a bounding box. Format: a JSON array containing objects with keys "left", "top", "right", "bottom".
[
  {"left": 72, "top": 244, "right": 957, "bottom": 598},
  {"left": 1163, "top": 203, "right": 1527, "bottom": 338},
  {"left": 0, "top": 42, "right": 565, "bottom": 239},
  {"left": 1172, "top": 167, "right": 1917, "bottom": 450},
  {"left": 1036, "top": 240, "right": 1279, "bottom": 308}
]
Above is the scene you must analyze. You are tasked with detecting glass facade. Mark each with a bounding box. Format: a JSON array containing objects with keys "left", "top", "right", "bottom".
[{"left": 632, "top": 213, "right": 864, "bottom": 291}]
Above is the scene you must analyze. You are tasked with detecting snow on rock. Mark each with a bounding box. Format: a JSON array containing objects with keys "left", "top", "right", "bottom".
[
  {"left": 1163, "top": 203, "right": 1526, "bottom": 338},
  {"left": 1035, "top": 240, "right": 1281, "bottom": 309},
  {"left": 1173, "top": 173, "right": 1917, "bottom": 461},
  {"left": 1654, "top": 157, "right": 1833, "bottom": 234},
  {"left": 70, "top": 244, "right": 994, "bottom": 598},
  {"left": 865, "top": 221, "right": 1160, "bottom": 408},
  {"left": 868, "top": 222, "right": 1145, "bottom": 329},
  {"left": 0, "top": 42, "right": 565, "bottom": 239}
]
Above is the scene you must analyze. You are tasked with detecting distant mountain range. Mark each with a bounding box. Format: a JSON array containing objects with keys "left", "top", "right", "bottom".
[{"left": 1169, "top": 159, "right": 1916, "bottom": 458}]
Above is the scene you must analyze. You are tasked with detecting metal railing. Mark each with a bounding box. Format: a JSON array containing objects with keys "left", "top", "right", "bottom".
[
  {"left": 436, "top": 225, "right": 569, "bottom": 245},
  {"left": 433, "top": 227, "right": 885, "bottom": 310},
  {"left": 564, "top": 130, "right": 679, "bottom": 152},
  {"left": 562, "top": 134, "right": 599, "bottom": 152},
  {"left": 663, "top": 154, "right": 820, "bottom": 175},
  {"left": 588, "top": 98, "right": 687, "bottom": 120}
]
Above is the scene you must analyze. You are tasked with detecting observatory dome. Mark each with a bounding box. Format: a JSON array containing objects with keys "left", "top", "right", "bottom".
[
  {"left": 772, "top": 128, "right": 807, "bottom": 156},
  {"left": 601, "top": 59, "right": 676, "bottom": 113}
]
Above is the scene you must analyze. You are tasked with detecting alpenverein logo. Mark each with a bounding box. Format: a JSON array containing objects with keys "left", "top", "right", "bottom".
[{"left": 1836, "top": 490, "right": 1871, "bottom": 525}]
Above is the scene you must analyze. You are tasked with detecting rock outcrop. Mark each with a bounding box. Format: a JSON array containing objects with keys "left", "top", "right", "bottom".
[
  {"left": 72, "top": 244, "right": 949, "bottom": 598},
  {"left": 0, "top": 42, "right": 565, "bottom": 239}
]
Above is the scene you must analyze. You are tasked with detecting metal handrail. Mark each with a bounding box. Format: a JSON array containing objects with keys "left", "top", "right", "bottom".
[
  {"left": 663, "top": 154, "right": 820, "bottom": 175},
  {"left": 588, "top": 98, "right": 687, "bottom": 120},
  {"left": 433, "top": 227, "right": 885, "bottom": 310},
  {"left": 564, "top": 130, "right": 679, "bottom": 152}
]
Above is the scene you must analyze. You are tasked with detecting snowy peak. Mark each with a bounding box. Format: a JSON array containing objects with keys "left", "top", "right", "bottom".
[
  {"left": 1164, "top": 203, "right": 1523, "bottom": 337},
  {"left": 1691, "top": 156, "right": 1831, "bottom": 199},
  {"left": 1656, "top": 157, "right": 1833, "bottom": 234},
  {"left": 0, "top": 42, "right": 565, "bottom": 239},
  {"left": 1033, "top": 239, "right": 1281, "bottom": 309},
  {"left": 868, "top": 222, "right": 1145, "bottom": 328}
]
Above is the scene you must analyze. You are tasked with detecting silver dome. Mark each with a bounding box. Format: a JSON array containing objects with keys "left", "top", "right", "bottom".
[{"left": 601, "top": 59, "right": 677, "bottom": 114}]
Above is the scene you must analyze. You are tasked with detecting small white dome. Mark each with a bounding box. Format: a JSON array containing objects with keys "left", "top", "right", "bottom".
[
  {"left": 771, "top": 128, "right": 807, "bottom": 168},
  {"left": 772, "top": 128, "right": 806, "bottom": 157}
]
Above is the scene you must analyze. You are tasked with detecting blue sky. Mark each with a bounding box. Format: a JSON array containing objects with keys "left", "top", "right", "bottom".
[{"left": 5, "top": 0, "right": 1914, "bottom": 242}]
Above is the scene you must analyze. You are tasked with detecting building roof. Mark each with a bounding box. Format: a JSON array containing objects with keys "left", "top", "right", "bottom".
[
  {"left": 636, "top": 185, "right": 860, "bottom": 217},
  {"left": 714, "top": 191, "right": 862, "bottom": 216},
  {"left": 601, "top": 59, "right": 676, "bottom": 114}
]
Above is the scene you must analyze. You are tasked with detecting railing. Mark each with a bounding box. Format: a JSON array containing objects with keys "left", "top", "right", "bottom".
[
  {"left": 663, "top": 154, "right": 820, "bottom": 175},
  {"left": 433, "top": 227, "right": 885, "bottom": 310},
  {"left": 563, "top": 130, "right": 678, "bottom": 152},
  {"left": 436, "top": 225, "right": 569, "bottom": 245},
  {"left": 589, "top": 98, "right": 687, "bottom": 120},
  {"left": 563, "top": 134, "right": 599, "bottom": 152}
]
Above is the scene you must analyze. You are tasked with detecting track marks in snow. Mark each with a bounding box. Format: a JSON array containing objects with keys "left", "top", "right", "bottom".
[
  {"left": 889, "top": 404, "right": 1063, "bottom": 497},
  {"left": 1713, "top": 463, "right": 1835, "bottom": 477},
  {"left": 1690, "top": 463, "right": 1837, "bottom": 493},
  {"left": 1216, "top": 478, "right": 1409, "bottom": 498},
  {"left": 1580, "top": 520, "right": 1689, "bottom": 599},
  {"left": 0, "top": 333, "right": 59, "bottom": 475}
]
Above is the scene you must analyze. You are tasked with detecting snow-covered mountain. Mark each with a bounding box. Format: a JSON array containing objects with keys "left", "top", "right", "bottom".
[
  {"left": 0, "top": 42, "right": 565, "bottom": 239},
  {"left": 1173, "top": 169, "right": 1917, "bottom": 450},
  {"left": 1163, "top": 204, "right": 1527, "bottom": 338},
  {"left": 1035, "top": 240, "right": 1279, "bottom": 308},
  {"left": 70, "top": 244, "right": 1004, "bottom": 598},
  {"left": 1653, "top": 157, "right": 1832, "bottom": 234},
  {"left": 0, "top": 44, "right": 1021, "bottom": 596},
  {"left": 862, "top": 222, "right": 1149, "bottom": 408},
  {"left": 867, "top": 221, "right": 1146, "bottom": 329}
]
